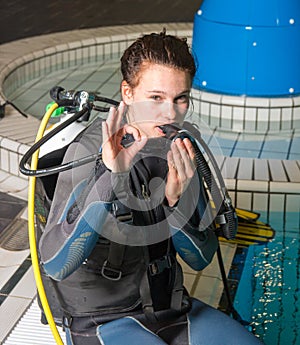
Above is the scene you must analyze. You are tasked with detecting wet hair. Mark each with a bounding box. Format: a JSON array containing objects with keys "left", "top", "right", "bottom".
[{"left": 121, "top": 29, "right": 196, "bottom": 88}]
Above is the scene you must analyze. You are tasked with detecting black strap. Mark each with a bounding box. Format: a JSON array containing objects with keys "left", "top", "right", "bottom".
[
  {"left": 101, "top": 241, "right": 126, "bottom": 281},
  {"left": 170, "top": 259, "right": 184, "bottom": 311},
  {"left": 140, "top": 269, "right": 157, "bottom": 323}
]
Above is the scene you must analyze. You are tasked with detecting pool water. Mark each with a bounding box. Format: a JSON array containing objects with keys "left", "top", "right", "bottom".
[{"left": 234, "top": 211, "right": 300, "bottom": 345}]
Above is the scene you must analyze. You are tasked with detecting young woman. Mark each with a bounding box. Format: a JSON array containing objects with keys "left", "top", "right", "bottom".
[{"left": 39, "top": 31, "right": 262, "bottom": 344}]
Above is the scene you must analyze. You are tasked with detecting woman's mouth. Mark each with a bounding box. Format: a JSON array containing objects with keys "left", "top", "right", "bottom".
[
  {"left": 156, "top": 126, "right": 166, "bottom": 136},
  {"left": 157, "top": 123, "right": 181, "bottom": 139}
]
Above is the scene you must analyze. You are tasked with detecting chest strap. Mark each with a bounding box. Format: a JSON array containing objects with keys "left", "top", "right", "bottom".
[{"left": 101, "top": 242, "right": 126, "bottom": 281}]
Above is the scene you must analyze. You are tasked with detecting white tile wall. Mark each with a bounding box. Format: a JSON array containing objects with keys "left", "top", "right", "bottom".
[
  {"left": 9, "top": 152, "right": 19, "bottom": 176},
  {"left": 200, "top": 101, "right": 210, "bottom": 116},
  {"left": 192, "top": 90, "right": 299, "bottom": 132},
  {"left": 286, "top": 194, "right": 300, "bottom": 213},
  {"left": 252, "top": 193, "right": 269, "bottom": 211},
  {"left": 235, "top": 191, "right": 253, "bottom": 210},
  {"left": 221, "top": 105, "right": 232, "bottom": 120},
  {"left": 1, "top": 148, "right": 9, "bottom": 172},
  {"left": 269, "top": 193, "right": 285, "bottom": 212}
]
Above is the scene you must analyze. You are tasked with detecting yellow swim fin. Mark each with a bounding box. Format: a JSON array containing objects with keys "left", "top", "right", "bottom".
[
  {"left": 235, "top": 208, "right": 260, "bottom": 222},
  {"left": 219, "top": 208, "right": 275, "bottom": 246}
]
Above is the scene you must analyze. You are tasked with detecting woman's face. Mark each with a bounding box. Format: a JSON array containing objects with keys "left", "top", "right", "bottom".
[{"left": 121, "top": 63, "right": 191, "bottom": 138}]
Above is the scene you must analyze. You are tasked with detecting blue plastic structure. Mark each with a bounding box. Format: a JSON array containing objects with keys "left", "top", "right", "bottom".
[{"left": 192, "top": 0, "right": 300, "bottom": 96}]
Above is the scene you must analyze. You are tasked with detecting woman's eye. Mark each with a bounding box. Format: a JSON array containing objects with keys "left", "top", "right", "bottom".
[
  {"left": 175, "top": 95, "right": 189, "bottom": 104},
  {"left": 150, "top": 95, "right": 162, "bottom": 102}
]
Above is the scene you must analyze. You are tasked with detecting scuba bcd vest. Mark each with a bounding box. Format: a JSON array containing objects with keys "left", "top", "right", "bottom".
[
  {"left": 35, "top": 118, "right": 194, "bottom": 325},
  {"left": 35, "top": 118, "right": 236, "bottom": 325}
]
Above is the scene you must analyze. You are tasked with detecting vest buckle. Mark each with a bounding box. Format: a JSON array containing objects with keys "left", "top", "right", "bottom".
[
  {"left": 101, "top": 260, "right": 122, "bottom": 281},
  {"left": 149, "top": 255, "right": 172, "bottom": 276}
]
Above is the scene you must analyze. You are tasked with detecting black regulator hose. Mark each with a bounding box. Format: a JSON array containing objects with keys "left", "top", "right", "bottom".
[
  {"left": 19, "top": 86, "right": 121, "bottom": 177},
  {"left": 159, "top": 123, "right": 237, "bottom": 240},
  {"left": 19, "top": 105, "right": 97, "bottom": 177}
]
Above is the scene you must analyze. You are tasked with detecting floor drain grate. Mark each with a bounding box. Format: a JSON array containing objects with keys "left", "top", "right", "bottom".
[{"left": 0, "top": 218, "right": 29, "bottom": 251}]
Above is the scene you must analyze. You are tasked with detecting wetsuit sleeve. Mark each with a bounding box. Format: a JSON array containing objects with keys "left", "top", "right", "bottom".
[
  {"left": 165, "top": 172, "right": 219, "bottom": 271},
  {"left": 39, "top": 137, "right": 114, "bottom": 280}
]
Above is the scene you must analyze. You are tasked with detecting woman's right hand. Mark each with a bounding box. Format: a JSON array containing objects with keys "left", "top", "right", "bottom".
[{"left": 101, "top": 101, "right": 147, "bottom": 172}]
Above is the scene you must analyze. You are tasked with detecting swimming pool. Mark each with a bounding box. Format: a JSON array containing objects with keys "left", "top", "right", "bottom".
[
  {"left": 2, "top": 41, "right": 300, "bottom": 345},
  {"left": 234, "top": 210, "right": 300, "bottom": 345}
]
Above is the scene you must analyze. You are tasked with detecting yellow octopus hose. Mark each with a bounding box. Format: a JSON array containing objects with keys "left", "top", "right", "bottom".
[{"left": 27, "top": 102, "right": 64, "bottom": 345}]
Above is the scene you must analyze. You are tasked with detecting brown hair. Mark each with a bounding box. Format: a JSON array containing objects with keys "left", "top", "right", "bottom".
[{"left": 121, "top": 29, "right": 196, "bottom": 88}]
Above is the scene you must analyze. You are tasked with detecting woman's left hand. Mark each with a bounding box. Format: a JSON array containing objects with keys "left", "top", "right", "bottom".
[{"left": 165, "top": 138, "right": 196, "bottom": 207}]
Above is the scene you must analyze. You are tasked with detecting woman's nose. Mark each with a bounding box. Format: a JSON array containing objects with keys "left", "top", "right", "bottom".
[{"left": 163, "top": 102, "right": 178, "bottom": 121}]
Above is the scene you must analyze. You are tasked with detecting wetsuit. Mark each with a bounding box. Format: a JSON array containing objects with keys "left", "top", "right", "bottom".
[{"left": 39, "top": 117, "right": 262, "bottom": 344}]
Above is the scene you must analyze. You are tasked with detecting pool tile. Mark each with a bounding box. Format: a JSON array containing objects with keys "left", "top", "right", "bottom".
[
  {"left": 271, "top": 97, "right": 293, "bottom": 108},
  {"left": 263, "top": 151, "right": 289, "bottom": 159},
  {"left": 221, "top": 105, "right": 232, "bottom": 120},
  {"left": 0, "top": 266, "right": 21, "bottom": 290},
  {"left": 235, "top": 191, "right": 253, "bottom": 210},
  {"left": 1, "top": 138, "right": 20, "bottom": 152},
  {"left": 232, "top": 148, "right": 260, "bottom": 158},
  {"left": 0, "top": 175, "right": 28, "bottom": 200},
  {"left": 254, "top": 159, "right": 269, "bottom": 181},
  {"left": 283, "top": 160, "right": 300, "bottom": 182},
  {"left": 253, "top": 193, "right": 269, "bottom": 211},
  {"left": 8, "top": 266, "right": 35, "bottom": 300},
  {"left": 222, "top": 157, "right": 239, "bottom": 179},
  {"left": 270, "top": 181, "right": 300, "bottom": 194},
  {"left": 184, "top": 272, "right": 199, "bottom": 295},
  {"left": 0, "top": 149, "right": 9, "bottom": 172},
  {"left": 193, "top": 275, "right": 223, "bottom": 308},
  {"left": 269, "top": 193, "right": 286, "bottom": 212},
  {"left": 0, "top": 170, "right": 10, "bottom": 182},
  {"left": 237, "top": 158, "right": 254, "bottom": 180},
  {"left": 285, "top": 198, "right": 300, "bottom": 221},
  {"left": 0, "top": 248, "right": 29, "bottom": 269},
  {"left": 268, "top": 160, "right": 288, "bottom": 182},
  {"left": 237, "top": 180, "right": 269, "bottom": 192},
  {"left": 0, "top": 295, "right": 32, "bottom": 343},
  {"left": 289, "top": 153, "right": 300, "bottom": 160}
]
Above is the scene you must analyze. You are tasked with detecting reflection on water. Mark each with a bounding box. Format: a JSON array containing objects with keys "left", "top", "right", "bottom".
[{"left": 234, "top": 211, "right": 300, "bottom": 345}]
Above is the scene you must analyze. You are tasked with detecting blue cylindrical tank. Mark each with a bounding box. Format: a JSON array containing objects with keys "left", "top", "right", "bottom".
[{"left": 192, "top": 0, "right": 300, "bottom": 96}]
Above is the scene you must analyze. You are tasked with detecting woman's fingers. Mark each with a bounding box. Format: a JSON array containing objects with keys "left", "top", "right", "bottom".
[
  {"left": 167, "top": 150, "right": 177, "bottom": 176},
  {"left": 114, "top": 101, "right": 126, "bottom": 130},
  {"left": 101, "top": 105, "right": 146, "bottom": 172},
  {"left": 102, "top": 120, "right": 109, "bottom": 147},
  {"left": 183, "top": 138, "right": 196, "bottom": 165},
  {"left": 123, "top": 124, "right": 143, "bottom": 142},
  {"left": 171, "top": 138, "right": 195, "bottom": 177},
  {"left": 106, "top": 101, "right": 126, "bottom": 138}
]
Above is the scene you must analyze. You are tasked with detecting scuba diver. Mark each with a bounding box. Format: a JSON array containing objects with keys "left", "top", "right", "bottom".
[{"left": 37, "top": 30, "right": 262, "bottom": 344}]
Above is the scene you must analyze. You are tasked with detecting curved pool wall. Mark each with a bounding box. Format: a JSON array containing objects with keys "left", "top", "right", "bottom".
[{"left": 191, "top": 89, "right": 300, "bottom": 132}]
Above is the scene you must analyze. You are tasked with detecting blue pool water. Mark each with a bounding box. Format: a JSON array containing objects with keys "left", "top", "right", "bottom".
[{"left": 234, "top": 211, "right": 300, "bottom": 345}]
